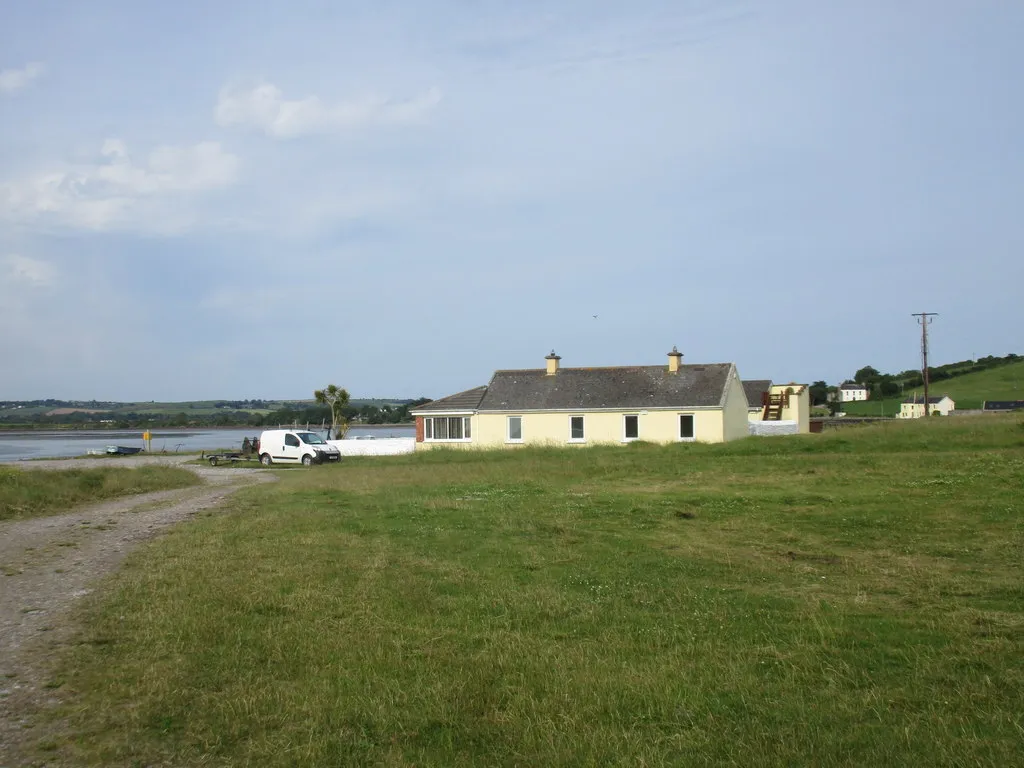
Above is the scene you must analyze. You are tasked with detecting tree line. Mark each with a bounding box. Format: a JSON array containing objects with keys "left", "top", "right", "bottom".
[{"left": 0, "top": 399, "right": 431, "bottom": 430}]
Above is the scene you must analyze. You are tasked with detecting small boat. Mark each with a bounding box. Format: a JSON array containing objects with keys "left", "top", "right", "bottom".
[
  {"left": 106, "top": 445, "right": 143, "bottom": 455},
  {"left": 86, "top": 449, "right": 107, "bottom": 456}
]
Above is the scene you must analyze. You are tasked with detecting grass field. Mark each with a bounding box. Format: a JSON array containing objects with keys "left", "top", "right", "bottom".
[
  {"left": 841, "top": 360, "right": 1024, "bottom": 415},
  {"left": 0, "top": 466, "right": 201, "bottom": 522},
  {"left": 47, "top": 417, "right": 1024, "bottom": 766}
]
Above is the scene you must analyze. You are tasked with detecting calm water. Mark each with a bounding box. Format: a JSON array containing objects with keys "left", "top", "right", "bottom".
[{"left": 0, "top": 426, "right": 415, "bottom": 463}]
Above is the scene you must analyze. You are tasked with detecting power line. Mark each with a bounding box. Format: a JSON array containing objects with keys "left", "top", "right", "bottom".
[{"left": 911, "top": 312, "right": 938, "bottom": 417}]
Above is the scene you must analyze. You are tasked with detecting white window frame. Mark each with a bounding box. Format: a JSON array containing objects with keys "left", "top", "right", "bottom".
[
  {"left": 678, "top": 413, "right": 696, "bottom": 441},
  {"left": 506, "top": 415, "right": 523, "bottom": 443},
  {"left": 568, "top": 415, "right": 586, "bottom": 443},
  {"left": 423, "top": 416, "right": 473, "bottom": 443},
  {"left": 622, "top": 413, "right": 640, "bottom": 442}
]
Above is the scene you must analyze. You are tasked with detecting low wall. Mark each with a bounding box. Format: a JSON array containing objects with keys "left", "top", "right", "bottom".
[
  {"left": 749, "top": 420, "right": 799, "bottom": 436},
  {"left": 327, "top": 437, "right": 416, "bottom": 456}
]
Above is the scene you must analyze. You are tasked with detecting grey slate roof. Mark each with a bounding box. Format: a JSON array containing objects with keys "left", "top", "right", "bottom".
[
  {"left": 902, "top": 395, "right": 950, "bottom": 404},
  {"left": 477, "top": 364, "right": 735, "bottom": 411},
  {"left": 414, "top": 386, "right": 487, "bottom": 412},
  {"left": 742, "top": 379, "right": 772, "bottom": 409},
  {"left": 983, "top": 400, "right": 1024, "bottom": 411},
  {"left": 840, "top": 382, "right": 867, "bottom": 389}
]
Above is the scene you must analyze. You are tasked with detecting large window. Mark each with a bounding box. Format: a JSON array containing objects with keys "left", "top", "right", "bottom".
[
  {"left": 507, "top": 416, "right": 523, "bottom": 442},
  {"left": 623, "top": 414, "right": 639, "bottom": 441},
  {"left": 424, "top": 416, "right": 472, "bottom": 441},
  {"left": 679, "top": 414, "right": 695, "bottom": 440},
  {"left": 569, "top": 415, "right": 585, "bottom": 442}
]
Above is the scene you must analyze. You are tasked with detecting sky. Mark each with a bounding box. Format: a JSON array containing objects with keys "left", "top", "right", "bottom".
[{"left": 1, "top": 0, "right": 1022, "bottom": 401}]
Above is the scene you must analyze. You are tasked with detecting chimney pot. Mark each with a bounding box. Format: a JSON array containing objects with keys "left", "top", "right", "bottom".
[
  {"left": 545, "top": 349, "right": 561, "bottom": 375},
  {"left": 667, "top": 345, "right": 684, "bottom": 373}
]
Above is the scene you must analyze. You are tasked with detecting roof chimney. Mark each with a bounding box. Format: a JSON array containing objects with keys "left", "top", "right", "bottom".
[
  {"left": 545, "top": 349, "right": 561, "bottom": 375},
  {"left": 667, "top": 345, "right": 684, "bottom": 373}
]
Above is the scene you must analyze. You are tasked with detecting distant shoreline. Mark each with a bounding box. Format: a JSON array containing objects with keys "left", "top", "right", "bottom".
[{"left": 0, "top": 423, "right": 414, "bottom": 436}]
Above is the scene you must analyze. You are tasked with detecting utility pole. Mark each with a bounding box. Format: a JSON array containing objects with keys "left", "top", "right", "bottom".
[{"left": 912, "top": 312, "right": 938, "bottom": 417}]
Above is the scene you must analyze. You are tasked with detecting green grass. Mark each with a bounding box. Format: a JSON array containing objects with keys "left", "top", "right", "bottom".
[
  {"left": 841, "top": 360, "right": 1024, "bottom": 415},
  {"left": 49, "top": 417, "right": 1024, "bottom": 766},
  {"left": 0, "top": 466, "right": 201, "bottom": 521}
]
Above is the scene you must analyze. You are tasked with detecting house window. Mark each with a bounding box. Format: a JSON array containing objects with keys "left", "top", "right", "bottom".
[
  {"left": 507, "top": 416, "right": 523, "bottom": 442},
  {"left": 424, "top": 416, "right": 472, "bottom": 441},
  {"left": 679, "top": 414, "right": 695, "bottom": 440},
  {"left": 623, "top": 414, "right": 639, "bottom": 441},
  {"left": 569, "top": 416, "right": 585, "bottom": 441}
]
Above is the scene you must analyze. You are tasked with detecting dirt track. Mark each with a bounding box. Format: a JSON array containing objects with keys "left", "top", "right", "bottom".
[{"left": 0, "top": 456, "right": 273, "bottom": 766}]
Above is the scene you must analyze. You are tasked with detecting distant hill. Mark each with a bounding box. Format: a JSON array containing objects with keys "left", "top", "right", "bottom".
[
  {"left": 0, "top": 396, "right": 422, "bottom": 429},
  {"left": 0, "top": 397, "right": 415, "bottom": 415},
  {"left": 840, "top": 360, "right": 1024, "bottom": 415}
]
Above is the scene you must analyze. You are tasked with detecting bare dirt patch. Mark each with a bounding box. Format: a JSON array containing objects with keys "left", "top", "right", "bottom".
[{"left": 0, "top": 455, "right": 274, "bottom": 766}]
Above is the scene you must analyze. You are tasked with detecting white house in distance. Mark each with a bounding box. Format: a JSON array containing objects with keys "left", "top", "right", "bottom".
[
  {"left": 839, "top": 382, "right": 869, "bottom": 402},
  {"left": 898, "top": 395, "right": 955, "bottom": 419}
]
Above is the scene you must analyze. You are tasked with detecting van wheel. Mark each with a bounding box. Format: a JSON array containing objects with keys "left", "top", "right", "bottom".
[
  {"left": 260, "top": 453, "right": 273, "bottom": 466},
  {"left": 301, "top": 454, "right": 314, "bottom": 467}
]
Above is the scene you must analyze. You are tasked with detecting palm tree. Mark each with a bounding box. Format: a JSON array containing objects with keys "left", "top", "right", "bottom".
[{"left": 314, "top": 384, "right": 350, "bottom": 440}]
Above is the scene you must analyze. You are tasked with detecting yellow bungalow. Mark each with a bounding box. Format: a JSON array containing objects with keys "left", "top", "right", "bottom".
[{"left": 411, "top": 347, "right": 751, "bottom": 449}]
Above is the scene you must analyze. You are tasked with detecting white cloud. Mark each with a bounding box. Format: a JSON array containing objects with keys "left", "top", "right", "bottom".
[
  {"left": 215, "top": 82, "right": 441, "bottom": 138},
  {"left": 0, "top": 140, "right": 239, "bottom": 233},
  {"left": 0, "top": 62, "right": 45, "bottom": 94},
  {"left": 3, "top": 254, "right": 57, "bottom": 287}
]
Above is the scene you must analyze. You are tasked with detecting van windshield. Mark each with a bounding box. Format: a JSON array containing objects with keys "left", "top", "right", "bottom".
[{"left": 296, "top": 432, "right": 327, "bottom": 445}]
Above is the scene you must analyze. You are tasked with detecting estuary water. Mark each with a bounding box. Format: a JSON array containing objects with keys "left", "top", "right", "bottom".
[{"left": 0, "top": 426, "right": 415, "bottom": 463}]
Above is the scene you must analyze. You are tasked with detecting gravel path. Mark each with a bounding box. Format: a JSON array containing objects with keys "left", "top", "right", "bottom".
[{"left": 0, "top": 456, "right": 274, "bottom": 766}]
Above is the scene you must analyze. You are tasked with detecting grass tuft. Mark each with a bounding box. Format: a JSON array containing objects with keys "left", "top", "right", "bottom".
[{"left": 0, "top": 466, "right": 200, "bottom": 521}]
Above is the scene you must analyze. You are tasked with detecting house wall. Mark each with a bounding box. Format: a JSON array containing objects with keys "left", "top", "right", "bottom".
[
  {"left": 481, "top": 409, "right": 729, "bottom": 446},
  {"left": 723, "top": 373, "right": 751, "bottom": 441},
  {"left": 840, "top": 388, "right": 868, "bottom": 402},
  {"left": 416, "top": 408, "right": 730, "bottom": 449},
  {"left": 771, "top": 384, "right": 810, "bottom": 433}
]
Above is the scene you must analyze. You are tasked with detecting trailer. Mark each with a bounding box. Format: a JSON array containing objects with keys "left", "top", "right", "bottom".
[{"left": 203, "top": 436, "right": 260, "bottom": 466}]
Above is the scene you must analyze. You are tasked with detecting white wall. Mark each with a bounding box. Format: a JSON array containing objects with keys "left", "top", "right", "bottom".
[
  {"left": 327, "top": 438, "right": 415, "bottom": 456},
  {"left": 749, "top": 420, "right": 799, "bottom": 436}
]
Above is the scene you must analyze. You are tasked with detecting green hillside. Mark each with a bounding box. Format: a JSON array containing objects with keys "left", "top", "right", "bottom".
[{"left": 841, "top": 360, "right": 1024, "bottom": 415}]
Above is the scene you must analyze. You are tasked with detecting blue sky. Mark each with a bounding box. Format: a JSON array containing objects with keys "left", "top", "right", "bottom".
[{"left": 2, "top": 0, "right": 1021, "bottom": 401}]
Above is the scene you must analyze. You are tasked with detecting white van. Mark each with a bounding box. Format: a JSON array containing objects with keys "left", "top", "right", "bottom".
[{"left": 257, "top": 430, "right": 341, "bottom": 466}]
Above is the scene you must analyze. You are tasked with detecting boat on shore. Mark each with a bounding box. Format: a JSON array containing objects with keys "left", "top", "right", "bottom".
[{"left": 105, "top": 445, "right": 143, "bottom": 455}]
